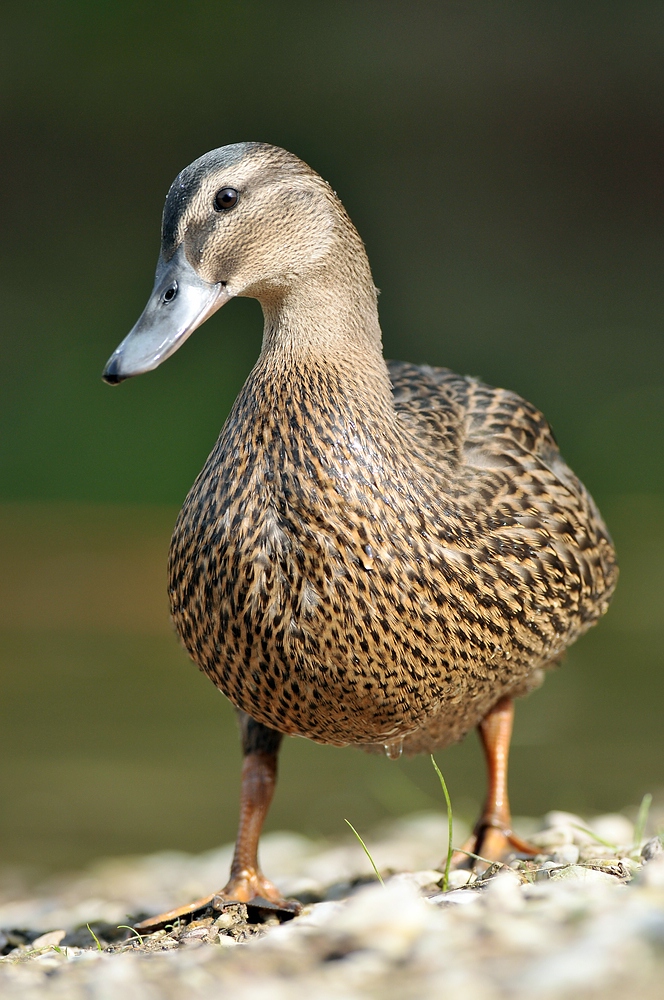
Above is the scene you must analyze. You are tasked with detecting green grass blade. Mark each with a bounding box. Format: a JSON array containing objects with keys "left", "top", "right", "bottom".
[
  {"left": 117, "top": 925, "right": 144, "bottom": 946},
  {"left": 633, "top": 793, "right": 653, "bottom": 854},
  {"left": 431, "top": 755, "right": 454, "bottom": 892},
  {"left": 344, "top": 819, "right": 385, "bottom": 886},
  {"left": 86, "top": 924, "right": 103, "bottom": 952},
  {"left": 570, "top": 823, "right": 618, "bottom": 849}
]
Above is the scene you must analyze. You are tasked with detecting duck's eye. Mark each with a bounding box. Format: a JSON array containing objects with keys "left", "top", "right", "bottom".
[{"left": 214, "top": 187, "right": 239, "bottom": 211}]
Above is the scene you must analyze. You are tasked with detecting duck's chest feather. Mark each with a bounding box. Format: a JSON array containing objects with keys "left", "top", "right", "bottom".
[{"left": 168, "top": 361, "right": 617, "bottom": 749}]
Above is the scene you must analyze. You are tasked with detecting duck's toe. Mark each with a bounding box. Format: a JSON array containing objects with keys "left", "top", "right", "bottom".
[
  {"left": 216, "top": 867, "right": 279, "bottom": 903},
  {"left": 451, "top": 822, "right": 539, "bottom": 873},
  {"left": 133, "top": 869, "right": 300, "bottom": 934}
]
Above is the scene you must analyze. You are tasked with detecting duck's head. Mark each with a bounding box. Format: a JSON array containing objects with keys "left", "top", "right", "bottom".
[{"left": 103, "top": 143, "right": 355, "bottom": 384}]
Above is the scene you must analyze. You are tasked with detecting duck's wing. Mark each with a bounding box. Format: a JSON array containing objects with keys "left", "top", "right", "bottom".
[
  {"left": 387, "top": 360, "right": 558, "bottom": 470},
  {"left": 387, "top": 359, "right": 618, "bottom": 620}
]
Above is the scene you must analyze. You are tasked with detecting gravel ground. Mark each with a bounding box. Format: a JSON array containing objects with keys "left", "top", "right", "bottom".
[{"left": 1, "top": 810, "right": 663, "bottom": 999}]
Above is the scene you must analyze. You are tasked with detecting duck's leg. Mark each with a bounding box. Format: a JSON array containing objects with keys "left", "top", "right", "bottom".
[
  {"left": 217, "top": 712, "right": 287, "bottom": 904},
  {"left": 453, "top": 696, "right": 538, "bottom": 870},
  {"left": 134, "top": 713, "right": 295, "bottom": 933}
]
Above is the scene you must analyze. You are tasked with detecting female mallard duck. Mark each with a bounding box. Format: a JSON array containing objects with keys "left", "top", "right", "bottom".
[{"left": 103, "top": 143, "right": 617, "bottom": 930}]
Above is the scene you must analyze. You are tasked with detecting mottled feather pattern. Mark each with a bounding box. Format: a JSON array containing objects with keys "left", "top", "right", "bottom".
[{"left": 169, "top": 354, "right": 617, "bottom": 754}]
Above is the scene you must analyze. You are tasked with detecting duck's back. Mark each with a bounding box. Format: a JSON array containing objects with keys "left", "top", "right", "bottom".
[{"left": 169, "top": 359, "right": 617, "bottom": 753}]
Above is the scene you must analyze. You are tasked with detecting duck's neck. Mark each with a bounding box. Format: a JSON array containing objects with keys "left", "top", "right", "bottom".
[{"left": 255, "top": 253, "right": 394, "bottom": 419}]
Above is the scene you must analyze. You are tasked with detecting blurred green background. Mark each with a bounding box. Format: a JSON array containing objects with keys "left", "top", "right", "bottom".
[{"left": 1, "top": 2, "right": 663, "bottom": 875}]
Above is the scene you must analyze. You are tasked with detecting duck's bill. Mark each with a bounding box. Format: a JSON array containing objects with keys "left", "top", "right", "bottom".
[{"left": 102, "top": 245, "right": 230, "bottom": 384}]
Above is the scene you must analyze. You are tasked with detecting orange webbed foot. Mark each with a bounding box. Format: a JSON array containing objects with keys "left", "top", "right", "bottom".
[
  {"left": 452, "top": 820, "right": 539, "bottom": 872},
  {"left": 217, "top": 866, "right": 286, "bottom": 905},
  {"left": 133, "top": 868, "right": 300, "bottom": 934}
]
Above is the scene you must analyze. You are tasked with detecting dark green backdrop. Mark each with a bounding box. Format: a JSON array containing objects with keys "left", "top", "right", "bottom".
[{"left": 1, "top": 2, "right": 662, "bottom": 873}]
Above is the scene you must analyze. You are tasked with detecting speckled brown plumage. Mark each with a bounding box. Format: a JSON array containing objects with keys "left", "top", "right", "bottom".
[
  {"left": 169, "top": 349, "right": 616, "bottom": 755},
  {"left": 104, "top": 143, "right": 617, "bottom": 923}
]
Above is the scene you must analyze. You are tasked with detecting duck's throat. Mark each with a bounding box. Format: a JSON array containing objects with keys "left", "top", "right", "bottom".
[{"left": 254, "top": 271, "right": 394, "bottom": 420}]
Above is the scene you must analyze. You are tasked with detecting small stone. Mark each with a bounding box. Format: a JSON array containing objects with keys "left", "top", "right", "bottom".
[
  {"left": 181, "top": 926, "right": 210, "bottom": 940},
  {"left": 588, "top": 813, "right": 634, "bottom": 848},
  {"left": 577, "top": 843, "right": 621, "bottom": 861},
  {"left": 552, "top": 844, "right": 580, "bottom": 865},
  {"left": 327, "top": 881, "right": 436, "bottom": 958},
  {"left": 530, "top": 827, "right": 574, "bottom": 849},
  {"left": 182, "top": 918, "right": 213, "bottom": 933},
  {"left": 294, "top": 901, "right": 344, "bottom": 928},
  {"left": 444, "top": 869, "right": 473, "bottom": 889},
  {"left": 639, "top": 854, "right": 664, "bottom": 888},
  {"left": 30, "top": 930, "right": 66, "bottom": 949},
  {"left": 213, "top": 907, "right": 245, "bottom": 930},
  {"left": 412, "top": 869, "right": 446, "bottom": 888},
  {"left": 543, "top": 810, "right": 585, "bottom": 827},
  {"left": 215, "top": 934, "right": 237, "bottom": 947},
  {"left": 180, "top": 937, "right": 205, "bottom": 949},
  {"left": 388, "top": 869, "right": 444, "bottom": 891},
  {"left": 641, "top": 837, "right": 663, "bottom": 864},
  {"left": 549, "top": 865, "right": 618, "bottom": 884},
  {"left": 485, "top": 871, "right": 525, "bottom": 911},
  {"left": 533, "top": 811, "right": 599, "bottom": 849},
  {"left": 432, "top": 888, "right": 482, "bottom": 906},
  {"left": 535, "top": 861, "right": 561, "bottom": 882}
]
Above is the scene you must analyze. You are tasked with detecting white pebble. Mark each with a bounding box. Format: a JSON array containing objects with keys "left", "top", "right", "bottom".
[
  {"left": 552, "top": 844, "right": 580, "bottom": 865},
  {"left": 445, "top": 869, "right": 474, "bottom": 889},
  {"left": 639, "top": 854, "right": 664, "bottom": 888},
  {"left": 431, "top": 888, "right": 482, "bottom": 906},
  {"left": 543, "top": 810, "right": 586, "bottom": 827},
  {"left": 530, "top": 826, "right": 575, "bottom": 849},
  {"left": 588, "top": 814, "right": 634, "bottom": 848},
  {"left": 387, "top": 869, "right": 444, "bottom": 891},
  {"left": 485, "top": 871, "right": 525, "bottom": 911},
  {"left": 324, "top": 881, "right": 439, "bottom": 960},
  {"left": 215, "top": 934, "right": 237, "bottom": 948},
  {"left": 549, "top": 865, "right": 619, "bottom": 884},
  {"left": 30, "top": 929, "right": 66, "bottom": 949}
]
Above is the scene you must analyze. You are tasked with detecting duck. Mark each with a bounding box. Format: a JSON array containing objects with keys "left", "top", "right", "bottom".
[{"left": 103, "top": 142, "right": 617, "bottom": 931}]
